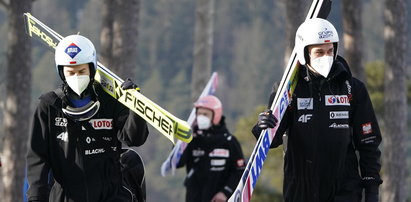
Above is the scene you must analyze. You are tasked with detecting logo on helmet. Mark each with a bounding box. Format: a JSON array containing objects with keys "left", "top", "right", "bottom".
[
  {"left": 296, "top": 34, "right": 304, "bottom": 42},
  {"left": 318, "top": 28, "right": 334, "bottom": 39},
  {"left": 65, "top": 43, "right": 82, "bottom": 59}
]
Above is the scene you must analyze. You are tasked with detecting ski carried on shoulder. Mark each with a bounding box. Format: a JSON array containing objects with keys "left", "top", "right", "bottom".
[
  {"left": 23, "top": 13, "right": 192, "bottom": 144},
  {"left": 228, "top": 1, "right": 332, "bottom": 201},
  {"left": 161, "top": 72, "right": 219, "bottom": 176}
]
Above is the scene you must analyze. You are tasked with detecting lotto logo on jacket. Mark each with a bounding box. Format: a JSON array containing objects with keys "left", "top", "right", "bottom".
[
  {"left": 209, "top": 148, "right": 230, "bottom": 158},
  {"left": 325, "top": 95, "right": 350, "bottom": 106},
  {"left": 89, "top": 119, "right": 113, "bottom": 130}
]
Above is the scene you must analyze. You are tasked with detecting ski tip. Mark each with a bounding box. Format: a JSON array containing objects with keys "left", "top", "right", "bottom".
[
  {"left": 176, "top": 127, "right": 193, "bottom": 143},
  {"left": 317, "top": 0, "right": 332, "bottom": 19}
]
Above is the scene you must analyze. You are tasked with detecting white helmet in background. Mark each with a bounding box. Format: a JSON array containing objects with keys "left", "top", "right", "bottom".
[
  {"left": 295, "top": 18, "right": 339, "bottom": 66},
  {"left": 55, "top": 35, "right": 97, "bottom": 80}
]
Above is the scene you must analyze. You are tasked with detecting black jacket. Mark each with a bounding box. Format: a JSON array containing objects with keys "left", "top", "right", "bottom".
[
  {"left": 26, "top": 83, "right": 149, "bottom": 202},
  {"left": 253, "top": 56, "right": 382, "bottom": 202},
  {"left": 178, "top": 117, "right": 245, "bottom": 202}
]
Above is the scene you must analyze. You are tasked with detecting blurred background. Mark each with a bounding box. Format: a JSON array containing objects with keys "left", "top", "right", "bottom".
[{"left": 0, "top": 0, "right": 410, "bottom": 201}]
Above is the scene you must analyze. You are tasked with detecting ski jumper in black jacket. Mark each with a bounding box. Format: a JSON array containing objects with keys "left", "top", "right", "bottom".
[
  {"left": 253, "top": 56, "right": 382, "bottom": 202},
  {"left": 26, "top": 83, "right": 149, "bottom": 202},
  {"left": 178, "top": 117, "right": 245, "bottom": 202}
]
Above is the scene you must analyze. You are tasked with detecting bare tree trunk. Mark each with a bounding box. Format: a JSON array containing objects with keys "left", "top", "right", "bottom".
[
  {"left": 111, "top": 0, "right": 139, "bottom": 78},
  {"left": 382, "top": 0, "right": 408, "bottom": 201},
  {"left": 284, "top": 0, "right": 308, "bottom": 67},
  {"left": 1, "top": 0, "right": 32, "bottom": 201},
  {"left": 191, "top": 0, "right": 215, "bottom": 100},
  {"left": 100, "top": 0, "right": 115, "bottom": 66},
  {"left": 342, "top": 0, "right": 365, "bottom": 81},
  {"left": 100, "top": 0, "right": 140, "bottom": 78}
]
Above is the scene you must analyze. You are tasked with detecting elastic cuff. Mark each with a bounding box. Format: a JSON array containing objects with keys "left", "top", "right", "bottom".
[
  {"left": 221, "top": 186, "right": 233, "bottom": 198},
  {"left": 365, "top": 185, "right": 379, "bottom": 194}
]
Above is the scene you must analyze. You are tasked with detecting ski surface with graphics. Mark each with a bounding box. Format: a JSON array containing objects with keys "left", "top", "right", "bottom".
[
  {"left": 228, "top": 0, "right": 332, "bottom": 201},
  {"left": 161, "top": 72, "right": 219, "bottom": 176},
  {"left": 23, "top": 12, "right": 192, "bottom": 144}
]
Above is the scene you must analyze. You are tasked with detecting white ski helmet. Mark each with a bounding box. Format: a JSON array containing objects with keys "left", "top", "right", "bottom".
[
  {"left": 55, "top": 35, "right": 97, "bottom": 80},
  {"left": 295, "top": 18, "right": 339, "bottom": 65}
]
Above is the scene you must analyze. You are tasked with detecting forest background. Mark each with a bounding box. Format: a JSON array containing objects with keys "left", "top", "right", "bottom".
[{"left": 0, "top": 0, "right": 410, "bottom": 201}]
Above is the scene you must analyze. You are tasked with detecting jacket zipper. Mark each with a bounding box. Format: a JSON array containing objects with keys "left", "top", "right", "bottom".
[{"left": 77, "top": 133, "right": 90, "bottom": 202}]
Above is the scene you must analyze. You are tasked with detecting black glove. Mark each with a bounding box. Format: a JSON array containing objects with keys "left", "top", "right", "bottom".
[
  {"left": 121, "top": 78, "right": 140, "bottom": 91},
  {"left": 364, "top": 184, "right": 380, "bottom": 202},
  {"left": 257, "top": 110, "right": 278, "bottom": 129},
  {"left": 363, "top": 179, "right": 381, "bottom": 202}
]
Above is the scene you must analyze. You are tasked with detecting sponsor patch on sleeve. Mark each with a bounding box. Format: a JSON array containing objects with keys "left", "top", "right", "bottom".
[
  {"left": 237, "top": 159, "right": 245, "bottom": 167},
  {"left": 361, "top": 122, "right": 373, "bottom": 135}
]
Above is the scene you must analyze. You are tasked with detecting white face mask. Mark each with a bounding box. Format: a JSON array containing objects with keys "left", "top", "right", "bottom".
[
  {"left": 197, "top": 115, "right": 212, "bottom": 130},
  {"left": 66, "top": 75, "right": 90, "bottom": 96},
  {"left": 309, "top": 55, "right": 334, "bottom": 78}
]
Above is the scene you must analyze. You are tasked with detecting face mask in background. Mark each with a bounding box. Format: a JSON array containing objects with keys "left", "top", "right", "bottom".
[
  {"left": 197, "top": 115, "right": 212, "bottom": 130},
  {"left": 310, "top": 55, "right": 334, "bottom": 78},
  {"left": 66, "top": 75, "right": 90, "bottom": 96}
]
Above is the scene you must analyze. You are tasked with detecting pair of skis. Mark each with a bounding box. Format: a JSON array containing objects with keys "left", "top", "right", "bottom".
[
  {"left": 228, "top": 0, "right": 332, "bottom": 201},
  {"left": 161, "top": 72, "right": 219, "bottom": 176},
  {"left": 23, "top": 13, "right": 192, "bottom": 144}
]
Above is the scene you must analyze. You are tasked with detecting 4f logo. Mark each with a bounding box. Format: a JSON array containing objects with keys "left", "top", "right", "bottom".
[
  {"left": 57, "top": 132, "right": 68, "bottom": 142},
  {"left": 298, "top": 114, "right": 312, "bottom": 123}
]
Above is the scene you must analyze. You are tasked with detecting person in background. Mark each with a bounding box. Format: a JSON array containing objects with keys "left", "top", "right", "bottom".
[{"left": 178, "top": 95, "right": 245, "bottom": 202}]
